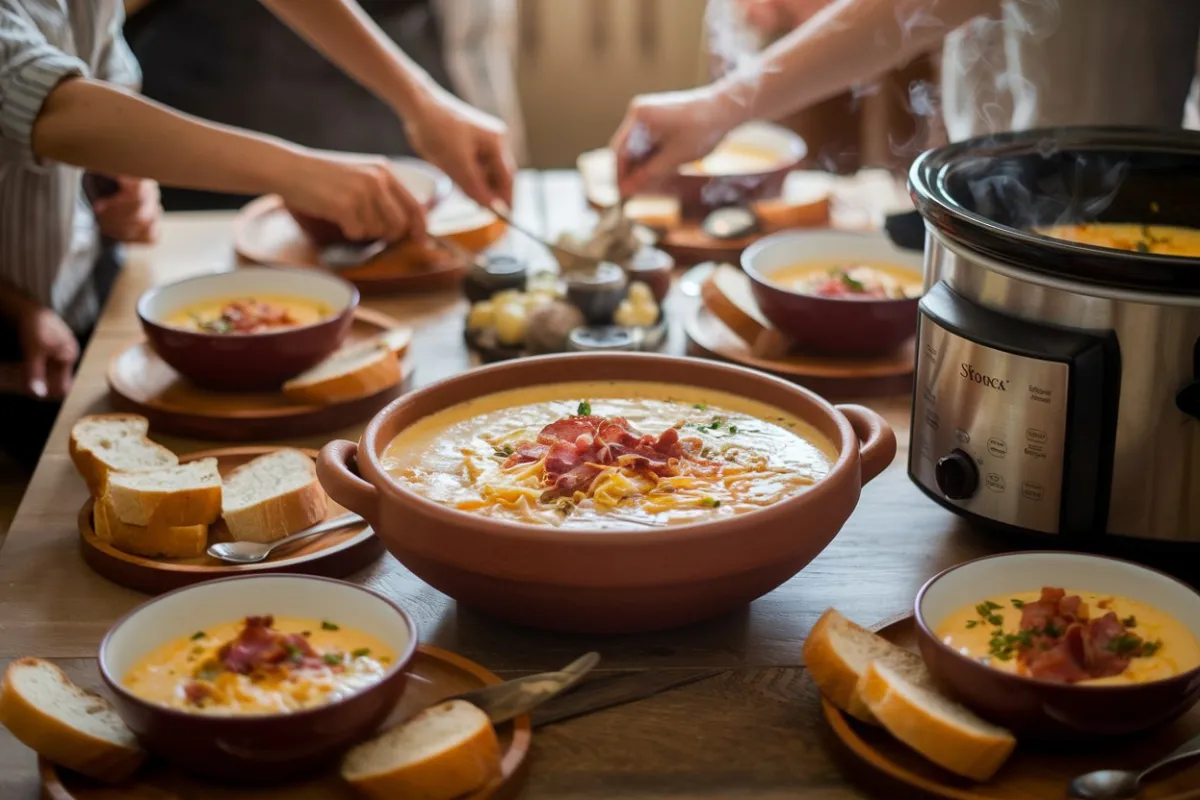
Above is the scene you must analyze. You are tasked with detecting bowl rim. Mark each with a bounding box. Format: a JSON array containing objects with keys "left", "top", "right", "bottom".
[
  {"left": 676, "top": 120, "right": 807, "bottom": 179},
  {"left": 136, "top": 266, "right": 361, "bottom": 339},
  {"left": 741, "top": 229, "right": 924, "bottom": 306},
  {"left": 357, "top": 351, "right": 867, "bottom": 544},
  {"left": 389, "top": 156, "right": 453, "bottom": 209},
  {"left": 98, "top": 573, "right": 419, "bottom": 723},
  {"left": 913, "top": 549, "right": 1200, "bottom": 693}
]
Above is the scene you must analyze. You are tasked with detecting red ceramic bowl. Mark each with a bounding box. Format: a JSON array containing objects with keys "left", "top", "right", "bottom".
[
  {"left": 99, "top": 574, "right": 418, "bottom": 782},
  {"left": 670, "top": 122, "right": 805, "bottom": 220},
  {"left": 915, "top": 552, "right": 1200, "bottom": 740},
  {"left": 741, "top": 229, "right": 925, "bottom": 355},
  {"left": 137, "top": 267, "right": 358, "bottom": 390},
  {"left": 317, "top": 353, "right": 897, "bottom": 634},
  {"left": 288, "top": 157, "right": 453, "bottom": 245}
]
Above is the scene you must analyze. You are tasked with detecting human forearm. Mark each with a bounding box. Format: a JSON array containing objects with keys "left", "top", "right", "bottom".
[{"left": 32, "top": 78, "right": 304, "bottom": 195}]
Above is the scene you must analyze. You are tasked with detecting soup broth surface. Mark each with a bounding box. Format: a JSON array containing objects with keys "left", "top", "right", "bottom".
[
  {"left": 1037, "top": 223, "right": 1200, "bottom": 256},
  {"left": 682, "top": 142, "right": 783, "bottom": 176},
  {"left": 164, "top": 295, "right": 332, "bottom": 334},
  {"left": 769, "top": 261, "right": 921, "bottom": 300}
]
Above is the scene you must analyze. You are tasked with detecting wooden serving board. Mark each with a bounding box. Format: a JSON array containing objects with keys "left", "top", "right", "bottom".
[
  {"left": 233, "top": 194, "right": 505, "bottom": 295},
  {"left": 684, "top": 302, "right": 914, "bottom": 398},
  {"left": 41, "top": 645, "right": 532, "bottom": 800},
  {"left": 78, "top": 447, "right": 383, "bottom": 594},
  {"left": 108, "top": 308, "right": 412, "bottom": 441},
  {"left": 823, "top": 615, "right": 1200, "bottom": 800}
]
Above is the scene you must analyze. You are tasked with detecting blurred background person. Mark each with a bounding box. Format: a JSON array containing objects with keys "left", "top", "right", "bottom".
[{"left": 124, "top": 0, "right": 527, "bottom": 210}]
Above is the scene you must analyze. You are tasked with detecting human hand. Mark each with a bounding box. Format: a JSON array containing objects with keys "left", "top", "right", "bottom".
[
  {"left": 738, "top": 0, "right": 829, "bottom": 35},
  {"left": 280, "top": 151, "right": 427, "bottom": 243},
  {"left": 404, "top": 88, "right": 514, "bottom": 210},
  {"left": 610, "top": 87, "right": 744, "bottom": 197},
  {"left": 0, "top": 301, "right": 79, "bottom": 400},
  {"left": 91, "top": 176, "right": 162, "bottom": 244}
]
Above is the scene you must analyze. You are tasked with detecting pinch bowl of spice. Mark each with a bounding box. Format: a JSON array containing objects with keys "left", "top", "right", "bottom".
[
  {"left": 99, "top": 574, "right": 417, "bottom": 782},
  {"left": 914, "top": 552, "right": 1200, "bottom": 740}
]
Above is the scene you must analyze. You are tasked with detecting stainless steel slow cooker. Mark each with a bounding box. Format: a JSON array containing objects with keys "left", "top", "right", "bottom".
[{"left": 907, "top": 127, "right": 1200, "bottom": 544}]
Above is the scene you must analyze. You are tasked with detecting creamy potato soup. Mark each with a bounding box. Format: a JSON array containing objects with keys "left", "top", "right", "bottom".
[
  {"left": 681, "top": 142, "right": 783, "bottom": 176},
  {"left": 164, "top": 295, "right": 332, "bottom": 334},
  {"left": 123, "top": 615, "right": 394, "bottom": 715},
  {"left": 382, "top": 381, "right": 836, "bottom": 529},
  {"left": 936, "top": 587, "right": 1200, "bottom": 686},
  {"left": 769, "top": 262, "right": 922, "bottom": 300},
  {"left": 1036, "top": 223, "right": 1200, "bottom": 256}
]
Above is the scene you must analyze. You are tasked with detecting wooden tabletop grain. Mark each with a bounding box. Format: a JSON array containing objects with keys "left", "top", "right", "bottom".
[{"left": 0, "top": 170, "right": 1003, "bottom": 799}]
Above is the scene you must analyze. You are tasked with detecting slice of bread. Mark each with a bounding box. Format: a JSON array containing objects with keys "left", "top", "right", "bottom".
[
  {"left": 221, "top": 449, "right": 327, "bottom": 544},
  {"left": 803, "top": 608, "right": 933, "bottom": 724},
  {"left": 281, "top": 341, "right": 402, "bottom": 406},
  {"left": 69, "top": 415, "right": 178, "bottom": 496},
  {"left": 0, "top": 658, "right": 145, "bottom": 782},
  {"left": 341, "top": 700, "right": 501, "bottom": 800},
  {"left": 105, "top": 458, "right": 221, "bottom": 528},
  {"left": 859, "top": 661, "right": 1016, "bottom": 782},
  {"left": 93, "top": 492, "right": 208, "bottom": 559},
  {"left": 701, "top": 264, "right": 793, "bottom": 359}
]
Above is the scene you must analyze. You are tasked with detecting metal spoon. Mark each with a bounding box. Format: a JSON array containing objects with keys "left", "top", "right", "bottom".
[
  {"left": 206, "top": 513, "right": 363, "bottom": 564},
  {"left": 488, "top": 200, "right": 603, "bottom": 268},
  {"left": 320, "top": 239, "right": 391, "bottom": 270},
  {"left": 1068, "top": 732, "right": 1200, "bottom": 799},
  {"left": 450, "top": 652, "right": 600, "bottom": 724}
]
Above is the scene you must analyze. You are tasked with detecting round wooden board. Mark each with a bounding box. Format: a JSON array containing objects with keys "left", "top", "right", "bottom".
[
  {"left": 684, "top": 301, "right": 914, "bottom": 397},
  {"left": 823, "top": 615, "right": 1200, "bottom": 800},
  {"left": 41, "top": 645, "right": 532, "bottom": 800},
  {"left": 108, "top": 308, "right": 412, "bottom": 441},
  {"left": 233, "top": 194, "right": 503, "bottom": 295},
  {"left": 78, "top": 447, "right": 384, "bottom": 594}
]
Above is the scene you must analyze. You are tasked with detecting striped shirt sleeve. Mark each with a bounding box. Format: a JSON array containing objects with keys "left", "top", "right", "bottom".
[
  {"left": 0, "top": 0, "right": 90, "bottom": 157},
  {"left": 95, "top": 4, "right": 141, "bottom": 91}
]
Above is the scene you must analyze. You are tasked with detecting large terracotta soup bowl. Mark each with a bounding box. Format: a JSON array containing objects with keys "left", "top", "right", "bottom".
[
  {"left": 99, "top": 574, "right": 417, "bottom": 782},
  {"left": 317, "top": 353, "right": 896, "bottom": 633}
]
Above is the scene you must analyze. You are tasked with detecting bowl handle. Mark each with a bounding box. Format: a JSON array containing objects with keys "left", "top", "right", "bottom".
[
  {"left": 835, "top": 404, "right": 897, "bottom": 486},
  {"left": 317, "top": 440, "right": 379, "bottom": 524}
]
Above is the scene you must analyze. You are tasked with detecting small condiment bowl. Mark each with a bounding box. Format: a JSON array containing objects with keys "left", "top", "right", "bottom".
[
  {"left": 99, "top": 574, "right": 417, "bottom": 783},
  {"left": 741, "top": 229, "right": 924, "bottom": 355},
  {"left": 671, "top": 122, "right": 805, "bottom": 220},
  {"left": 137, "top": 267, "right": 358, "bottom": 391},
  {"left": 915, "top": 552, "right": 1200, "bottom": 740},
  {"left": 624, "top": 247, "right": 674, "bottom": 303}
]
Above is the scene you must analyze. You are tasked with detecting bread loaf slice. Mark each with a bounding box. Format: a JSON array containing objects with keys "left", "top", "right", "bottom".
[
  {"left": 222, "top": 449, "right": 327, "bottom": 543},
  {"left": 0, "top": 658, "right": 145, "bottom": 782},
  {"left": 803, "top": 608, "right": 934, "bottom": 724},
  {"left": 69, "top": 415, "right": 178, "bottom": 496},
  {"left": 105, "top": 458, "right": 221, "bottom": 528},
  {"left": 341, "top": 700, "right": 501, "bottom": 800},
  {"left": 281, "top": 341, "right": 402, "bottom": 405},
  {"left": 93, "top": 492, "right": 208, "bottom": 559},
  {"left": 700, "top": 265, "right": 793, "bottom": 359},
  {"left": 859, "top": 661, "right": 1016, "bottom": 782}
]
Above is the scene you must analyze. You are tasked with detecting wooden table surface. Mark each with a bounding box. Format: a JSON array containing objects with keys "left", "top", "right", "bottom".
[{"left": 0, "top": 170, "right": 1005, "bottom": 799}]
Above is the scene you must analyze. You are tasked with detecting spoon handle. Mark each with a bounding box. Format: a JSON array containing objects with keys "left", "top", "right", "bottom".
[
  {"left": 489, "top": 201, "right": 600, "bottom": 266},
  {"left": 1141, "top": 731, "right": 1200, "bottom": 781},
  {"left": 267, "top": 512, "right": 363, "bottom": 553}
]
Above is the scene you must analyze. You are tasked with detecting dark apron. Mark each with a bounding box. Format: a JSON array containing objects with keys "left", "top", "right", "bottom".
[{"left": 124, "top": 0, "right": 453, "bottom": 210}]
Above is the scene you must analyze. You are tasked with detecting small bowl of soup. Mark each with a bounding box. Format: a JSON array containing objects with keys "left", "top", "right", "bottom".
[
  {"left": 741, "top": 229, "right": 924, "bottom": 355},
  {"left": 669, "top": 122, "right": 805, "bottom": 219},
  {"left": 137, "top": 267, "right": 359, "bottom": 390},
  {"left": 99, "top": 574, "right": 417, "bottom": 782},
  {"left": 915, "top": 552, "right": 1200, "bottom": 739}
]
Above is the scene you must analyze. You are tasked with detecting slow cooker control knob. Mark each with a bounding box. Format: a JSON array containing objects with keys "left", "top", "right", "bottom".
[{"left": 934, "top": 449, "right": 979, "bottom": 500}]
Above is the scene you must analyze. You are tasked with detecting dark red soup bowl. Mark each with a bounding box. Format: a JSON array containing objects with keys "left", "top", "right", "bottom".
[
  {"left": 915, "top": 552, "right": 1200, "bottom": 741},
  {"left": 99, "top": 574, "right": 417, "bottom": 783},
  {"left": 137, "top": 267, "right": 358, "bottom": 390},
  {"left": 741, "top": 230, "right": 924, "bottom": 356},
  {"left": 317, "top": 352, "right": 897, "bottom": 634}
]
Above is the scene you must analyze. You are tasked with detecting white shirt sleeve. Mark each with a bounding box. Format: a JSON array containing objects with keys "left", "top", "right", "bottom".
[
  {"left": 95, "top": 3, "right": 142, "bottom": 92},
  {"left": 0, "top": 0, "right": 90, "bottom": 157},
  {"left": 433, "top": 0, "right": 528, "bottom": 166}
]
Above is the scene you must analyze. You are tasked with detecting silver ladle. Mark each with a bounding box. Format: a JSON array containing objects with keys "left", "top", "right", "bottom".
[
  {"left": 1068, "top": 732, "right": 1200, "bottom": 799},
  {"left": 206, "top": 513, "right": 363, "bottom": 564}
]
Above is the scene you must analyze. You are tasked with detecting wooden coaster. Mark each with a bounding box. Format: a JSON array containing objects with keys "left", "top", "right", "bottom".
[
  {"left": 41, "top": 645, "right": 532, "bottom": 800},
  {"left": 108, "top": 308, "right": 411, "bottom": 441},
  {"left": 823, "top": 615, "right": 1200, "bottom": 799},
  {"left": 684, "top": 302, "right": 913, "bottom": 397},
  {"left": 78, "top": 447, "right": 383, "bottom": 594}
]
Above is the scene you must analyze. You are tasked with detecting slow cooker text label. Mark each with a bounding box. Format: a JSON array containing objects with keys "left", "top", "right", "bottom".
[{"left": 960, "top": 363, "right": 1007, "bottom": 391}]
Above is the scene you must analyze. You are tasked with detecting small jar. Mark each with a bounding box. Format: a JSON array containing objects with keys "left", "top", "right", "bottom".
[
  {"left": 564, "top": 261, "right": 628, "bottom": 325},
  {"left": 623, "top": 247, "right": 674, "bottom": 303},
  {"left": 462, "top": 254, "right": 528, "bottom": 303},
  {"left": 566, "top": 325, "right": 643, "bottom": 352}
]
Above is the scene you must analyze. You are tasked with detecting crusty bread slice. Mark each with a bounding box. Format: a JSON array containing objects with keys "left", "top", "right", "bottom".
[
  {"left": 105, "top": 458, "right": 221, "bottom": 528},
  {"left": 859, "top": 661, "right": 1016, "bottom": 782},
  {"left": 700, "top": 265, "right": 793, "bottom": 359},
  {"left": 281, "top": 341, "right": 402, "bottom": 406},
  {"left": 69, "top": 415, "right": 178, "bottom": 496},
  {"left": 341, "top": 700, "right": 501, "bottom": 800},
  {"left": 93, "top": 492, "right": 208, "bottom": 559},
  {"left": 803, "top": 608, "right": 933, "bottom": 724},
  {"left": 0, "top": 658, "right": 145, "bottom": 782},
  {"left": 221, "top": 449, "right": 327, "bottom": 544}
]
